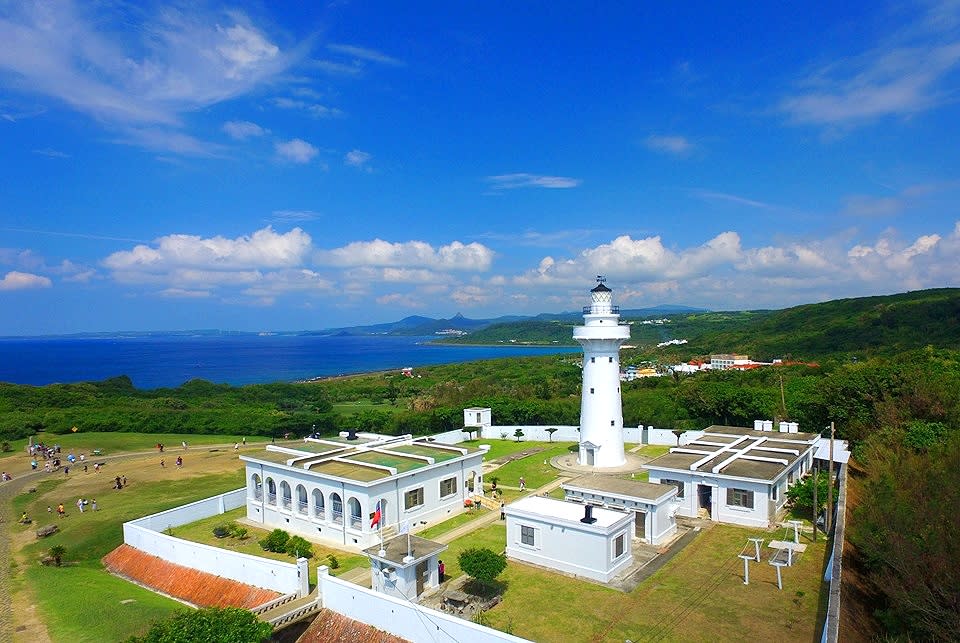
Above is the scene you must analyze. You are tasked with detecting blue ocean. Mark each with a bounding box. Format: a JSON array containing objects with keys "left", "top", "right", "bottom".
[{"left": 0, "top": 334, "right": 577, "bottom": 389}]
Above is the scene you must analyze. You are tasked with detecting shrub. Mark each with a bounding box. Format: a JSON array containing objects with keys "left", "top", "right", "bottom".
[
  {"left": 458, "top": 547, "right": 506, "bottom": 590},
  {"left": 212, "top": 524, "right": 230, "bottom": 538},
  {"left": 49, "top": 545, "right": 66, "bottom": 566},
  {"left": 127, "top": 607, "right": 272, "bottom": 643},
  {"left": 284, "top": 535, "right": 313, "bottom": 559},
  {"left": 325, "top": 553, "right": 340, "bottom": 569},
  {"left": 1, "top": 441, "right": 12, "bottom": 452},
  {"left": 259, "top": 529, "right": 290, "bottom": 553},
  {"left": 228, "top": 524, "right": 248, "bottom": 539}
]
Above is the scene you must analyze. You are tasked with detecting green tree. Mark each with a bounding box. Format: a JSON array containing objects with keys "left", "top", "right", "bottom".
[
  {"left": 786, "top": 471, "right": 829, "bottom": 514},
  {"left": 127, "top": 607, "right": 272, "bottom": 643},
  {"left": 258, "top": 529, "right": 290, "bottom": 553},
  {"left": 48, "top": 545, "right": 66, "bottom": 566},
  {"left": 285, "top": 535, "right": 314, "bottom": 559},
  {"left": 546, "top": 428, "right": 558, "bottom": 442},
  {"left": 513, "top": 428, "right": 524, "bottom": 442},
  {"left": 458, "top": 547, "right": 507, "bottom": 592}
]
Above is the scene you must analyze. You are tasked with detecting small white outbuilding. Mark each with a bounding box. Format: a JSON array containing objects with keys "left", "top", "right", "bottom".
[
  {"left": 505, "top": 496, "right": 634, "bottom": 583},
  {"left": 365, "top": 534, "right": 447, "bottom": 602}
]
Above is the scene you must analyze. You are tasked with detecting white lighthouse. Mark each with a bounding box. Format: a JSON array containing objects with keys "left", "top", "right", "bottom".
[{"left": 575, "top": 277, "right": 629, "bottom": 468}]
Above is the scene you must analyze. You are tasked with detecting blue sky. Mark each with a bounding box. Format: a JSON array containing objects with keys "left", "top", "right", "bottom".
[{"left": 1, "top": 1, "right": 958, "bottom": 335}]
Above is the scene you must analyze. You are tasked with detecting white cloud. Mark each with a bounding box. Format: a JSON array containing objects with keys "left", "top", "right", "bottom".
[
  {"left": 327, "top": 44, "right": 404, "bottom": 67},
  {"left": 376, "top": 293, "right": 424, "bottom": 308},
  {"left": 275, "top": 139, "right": 319, "bottom": 164},
  {"left": 345, "top": 149, "right": 372, "bottom": 169},
  {"left": 0, "top": 271, "right": 52, "bottom": 290},
  {"left": 160, "top": 288, "right": 211, "bottom": 298},
  {"left": 104, "top": 227, "right": 312, "bottom": 273},
  {"left": 692, "top": 190, "right": 773, "bottom": 209},
  {"left": 319, "top": 239, "right": 494, "bottom": 271},
  {"left": 222, "top": 120, "right": 266, "bottom": 140},
  {"left": 486, "top": 173, "right": 582, "bottom": 190},
  {"left": 270, "top": 210, "right": 320, "bottom": 222},
  {"left": 32, "top": 148, "right": 70, "bottom": 158},
  {"left": 644, "top": 134, "right": 695, "bottom": 156},
  {"left": 270, "top": 97, "right": 344, "bottom": 118},
  {"left": 841, "top": 195, "right": 904, "bottom": 217},
  {"left": 0, "top": 2, "right": 301, "bottom": 152},
  {"left": 780, "top": 3, "right": 960, "bottom": 128}
]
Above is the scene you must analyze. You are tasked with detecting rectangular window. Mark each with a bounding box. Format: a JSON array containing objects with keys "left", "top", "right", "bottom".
[
  {"left": 661, "top": 479, "right": 685, "bottom": 498},
  {"left": 590, "top": 388, "right": 594, "bottom": 394},
  {"left": 772, "top": 484, "right": 779, "bottom": 501},
  {"left": 404, "top": 487, "right": 424, "bottom": 510},
  {"left": 520, "top": 525, "right": 535, "bottom": 546},
  {"left": 614, "top": 533, "right": 625, "bottom": 558},
  {"left": 726, "top": 487, "right": 754, "bottom": 509},
  {"left": 590, "top": 357, "right": 595, "bottom": 363},
  {"left": 439, "top": 477, "right": 457, "bottom": 497},
  {"left": 609, "top": 357, "right": 613, "bottom": 363}
]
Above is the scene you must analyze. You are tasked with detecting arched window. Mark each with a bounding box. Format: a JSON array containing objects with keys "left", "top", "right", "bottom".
[
  {"left": 312, "top": 489, "right": 325, "bottom": 520},
  {"left": 280, "top": 481, "right": 292, "bottom": 510},
  {"left": 296, "top": 484, "right": 308, "bottom": 514},
  {"left": 331, "top": 493, "right": 343, "bottom": 525},
  {"left": 251, "top": 474, "right": 263, "bottom": 500},
  {"left": 348, "top": 497, "right": 362, "bottom": 530},
  {"left": 266, "top": 478, "right": 277, "bottom": 505}
]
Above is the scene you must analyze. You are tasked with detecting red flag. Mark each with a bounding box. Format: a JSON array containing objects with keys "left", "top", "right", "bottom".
[{"left": 370, "top": 501, "right": 381, "bottom": 528}]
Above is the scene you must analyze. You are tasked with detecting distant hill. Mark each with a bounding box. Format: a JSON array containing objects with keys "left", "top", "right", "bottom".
[
  {"left": 692, "top": 288, "right": 960, "bottom": 359},
  {"left": 316, "top": 305, "right": 706, "bottom": 338}
]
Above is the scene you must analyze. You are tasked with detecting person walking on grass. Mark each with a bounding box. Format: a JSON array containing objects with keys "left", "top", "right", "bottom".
[
  {"left": 92, "top": 499, "right": 97, "bottom": 511},
  {"left": 77, "top": 498, "right": 84, "bottom": 513},
  {"left": 57, "top": 503, "right": 65, "bottom": 518},
  {"left": 160, "top": 459, "right": 165, "bottom": 468}
]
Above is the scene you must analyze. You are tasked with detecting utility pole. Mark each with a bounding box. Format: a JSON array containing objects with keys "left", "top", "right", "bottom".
[
  {"left": 812, "top": 461, "right": 818, "bottom": 543},
  {"left": 778, "top": 372, "right": 787, "bottom": 420},
  {"left": 827, "top": 421, "right": 835, "bottom": 533}
]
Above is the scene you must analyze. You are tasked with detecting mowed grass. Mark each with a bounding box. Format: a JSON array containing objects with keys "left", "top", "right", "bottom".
[
  {"left": 450, "top": 523, "right": 829, "bottom": 642},
  {"left": 23, "top": 564, "right": 185, "bottom": 643},
  {"left": 486, "top": 442, "right": 574, "bottom": 488},
  {"left": 9, "top": 443, "right": 250, "bottom": 641},
  {"left": 0, "top": 431, "right": 268, "bottom": 474},
  {"left": 463, "top": 438, "right": 560, "bottom": 462},
  {"left": 417, "top": 505, "right": 492, "bottom": 540},
  {"left": 170, "top": 507, "right": 369, "bottom": 585}
]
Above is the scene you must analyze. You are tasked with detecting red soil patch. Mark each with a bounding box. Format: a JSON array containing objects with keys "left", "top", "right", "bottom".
[
  {"left": 297, "top": 609, "right": 409, "bottom": 643},
  {"left": 102, "top": 544, "right": 281, "bottom": 609}
]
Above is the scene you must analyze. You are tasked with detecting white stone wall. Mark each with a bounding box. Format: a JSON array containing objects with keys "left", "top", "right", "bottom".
[
  {"left": 318, "top": 567, "right": 531, "bottom": 643},
  {"left": 122, "top": 489, "right": 306, "bottom": 595}
]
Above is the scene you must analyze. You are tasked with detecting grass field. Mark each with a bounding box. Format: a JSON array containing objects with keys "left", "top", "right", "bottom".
[
  {"left": 417, "top": 504, "right": 492, "bottom": 540},
  {"left": 8, "top": 444, "right": 251, "bottom": 641},
  {"left": 445, "top": 522, "right": 828, "bottom": 642},
  {"left": 170, "top": 507, "right": 369, "bottom": 585},
  {"left": 486, "top": 443, "right": 574, "bottom": 488}
]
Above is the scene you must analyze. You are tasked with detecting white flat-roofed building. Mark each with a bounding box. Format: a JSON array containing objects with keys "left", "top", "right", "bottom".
[
  {"left": 505, "top": 496, "right": 634, "bottom": 583},
  {"left": 242, "top": 433, "right": 486, "bottom": 549},
  {"left": 364, "top": 534, "right": 447, "bottom": 602},
  {"left": 643, "top": 425, "right": 819, "bottom": 528},
  {"left": 561, "top": 475, "right": 678, "bottom": 546}
]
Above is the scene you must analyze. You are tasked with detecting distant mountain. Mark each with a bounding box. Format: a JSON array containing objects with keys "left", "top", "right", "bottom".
[{"left": 314, "top": 305, "right": 708, "bottom": 338}]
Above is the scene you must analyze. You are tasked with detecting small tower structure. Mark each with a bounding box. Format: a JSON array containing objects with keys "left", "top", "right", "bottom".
[{"left": 575, "top": 277, "right": 629, "bottom": 468}]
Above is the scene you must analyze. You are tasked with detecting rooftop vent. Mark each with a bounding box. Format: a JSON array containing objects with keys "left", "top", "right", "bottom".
[
  {"left": 346, "top": 429, "right": 358, "bottom": 441},
  {"left": 580, "top": 504, "right": 597, "bottom": 524}
]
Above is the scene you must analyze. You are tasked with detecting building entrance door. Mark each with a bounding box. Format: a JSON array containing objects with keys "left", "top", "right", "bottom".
[
  {"left": 697, "top": 485, "right": 712, "bottom": 517},
  {"left": 585, "top": 448, "right": 595, "bottom": 466},
  {"left": 634, "top": 510, "right": 646, "bottom": 539},
  {"left": 415, "top": 560, "right": 427, "bottom": 595}
]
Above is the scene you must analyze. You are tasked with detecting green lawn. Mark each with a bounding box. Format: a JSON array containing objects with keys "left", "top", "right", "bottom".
[
  {"left": 417, "top": 505, "right": 492, "bottom": 540},
  {"left": 169, "top": 507, "right": 369, "bottom": 585},
  {"left": 11, "top": 469, "right": 247, "bottom": 641},
  {"left": 486, "top": 443, "right": 573, "bottom": 488},
  {"left": 445, "top": 523, "right": 829, "bottom": 642},
  {"left": 1, "top": 431, "right": 269, "bottom": 464},
  {"left": 635, "top": 444, "right": 671, "bottom": 458},
  {"left": 463, "top": 438, "right": 562, "bottom": 462}
]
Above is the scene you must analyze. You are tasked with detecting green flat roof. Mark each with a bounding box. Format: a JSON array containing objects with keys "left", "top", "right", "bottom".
[
  {"left": 246, "top": 451, "right": 299, "bottom": 465},
  {"left": 307, "top": 459, "right": 390, "bottom": 481},
  {"left": 348, "top": 451, "right": 424, "bottom": 473},
  {"left": 294, "top": 442, "right": 348, "bottom": 454},
  {"left": 391, "top": 444, "right": 460, "bottom": 462}
]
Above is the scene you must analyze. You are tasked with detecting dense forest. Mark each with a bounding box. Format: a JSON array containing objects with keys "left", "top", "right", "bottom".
[{"left": 1, "top": 288, "right": 958, "bottom": 638}]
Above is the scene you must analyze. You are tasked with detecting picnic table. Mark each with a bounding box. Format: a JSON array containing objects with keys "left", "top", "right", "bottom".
[
  {"left": 442, "top": 590, "right": 471, "bottom": 613},
  {"left": 92, "top": 449, "right": 103, "bottom": 456}
]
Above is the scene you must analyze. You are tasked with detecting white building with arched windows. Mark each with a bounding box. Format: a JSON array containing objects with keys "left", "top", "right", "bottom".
[{"left": 242, "top": 433, "right": 486, "bottom": 549}]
